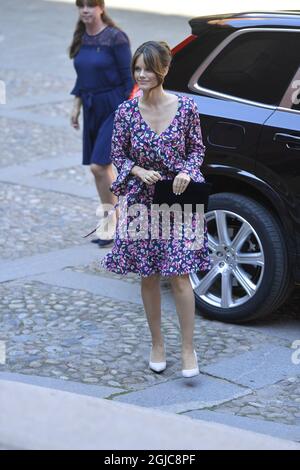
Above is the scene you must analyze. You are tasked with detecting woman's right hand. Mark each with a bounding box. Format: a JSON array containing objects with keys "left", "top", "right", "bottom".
[
  {"left": 71, "top": 107, "right": 80, "bottom": 130},
  {"left": 134, "top": 167, "right": 162, "bottom": 185}
]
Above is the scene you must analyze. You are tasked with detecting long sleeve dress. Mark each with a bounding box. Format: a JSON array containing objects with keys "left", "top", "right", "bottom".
[
  {"left": 101, "top": 95, "right": 211, "bottom": 277},
  {"left": 71, "top": 26, "right": 133, "bottom": 165}
]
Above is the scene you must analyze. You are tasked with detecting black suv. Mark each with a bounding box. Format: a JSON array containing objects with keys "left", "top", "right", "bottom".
[{"left": 164, "top": 11, "right": 300, "bottom": 323}]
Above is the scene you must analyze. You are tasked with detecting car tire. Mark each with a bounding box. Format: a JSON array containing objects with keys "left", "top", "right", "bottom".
[{"left": 191, "top": 192, "right": 292, "bottom": 323}]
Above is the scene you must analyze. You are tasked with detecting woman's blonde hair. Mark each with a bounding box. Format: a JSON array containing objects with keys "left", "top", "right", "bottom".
[
  {"left": 132, "top": 41, "right": 172, "bottom": 88},
  {"left": 69, "top": 0, "right": 117, "bottom": 58}
]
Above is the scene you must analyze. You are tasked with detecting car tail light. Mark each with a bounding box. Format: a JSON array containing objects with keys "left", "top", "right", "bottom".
[
  {"left": 171, "top": 34, "right": 198, "bottom": 55},
  {"left": 129, "top": 83, "right": 141, "bottom": 99}
]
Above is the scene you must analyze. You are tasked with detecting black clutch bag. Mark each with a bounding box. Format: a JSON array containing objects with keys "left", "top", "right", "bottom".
[{"left": 153, "top": 180, "right": 212, "bottom": 213}]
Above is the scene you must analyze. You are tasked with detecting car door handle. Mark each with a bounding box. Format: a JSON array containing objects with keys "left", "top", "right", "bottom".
[{"left": 274, "top": 133, "right": 300, "bottom": 149}]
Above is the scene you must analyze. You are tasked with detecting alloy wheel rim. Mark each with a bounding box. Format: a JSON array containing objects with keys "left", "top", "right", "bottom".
[{"left": 190, "top": 210, "right": 265, "bottom": 309}]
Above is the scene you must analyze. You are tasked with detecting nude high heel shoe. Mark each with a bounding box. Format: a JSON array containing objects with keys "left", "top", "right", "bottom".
[{"left": 182, "top": 350, "right": 199, "bottom": 378}]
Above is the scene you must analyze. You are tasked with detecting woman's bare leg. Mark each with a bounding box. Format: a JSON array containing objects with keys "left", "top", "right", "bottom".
[
  {"left": 141, "top": 274, "right": 165, "bottom": 361},
  {"left": 90, "top": 163, "right": 117, "bottom": 237},
  {"left": 169, "top": 274, "right": 197, "bottom": 370},
  {"left": 90, "top": 163, "right": 117, "bottom": 207}
]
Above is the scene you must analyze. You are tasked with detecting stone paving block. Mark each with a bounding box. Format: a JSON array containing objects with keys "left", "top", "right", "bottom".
[
  {"left": 0, "top": 155, "right": 78, "bottom": 178},
  {"left": 113, "top": 374, "right": 250, "bottom": 413},
  {"left": 0, "top": 245, "right": 97, "bottom": 283},
  {"left": 0, "top": 108, "right": 68, "bottom": 128},
  {"left": 1, "top": 379, "right": 299, "bottom": 450},
  {"left": 37, "top": 165, "right": 92, "bottom": 188},
  {"left": 0, "top": 67, "right": 74, "bottom": 99},
  {"left": 247, "top": 321, "right": 300, "bottom": 342},
  {"left": 31, "top": 270, "right": 144, "bottom": 305},
  {"left": 0, "top": 155, "right": 94, "bottom": 197},
  {"left": 18, "top": 101, "right": 73, "bottom": 121},
  {"left": 202, "top": 345, "right": 300, "bottom": 389},
  {"left": 184, "top": 409, "right": 300, "bottom": 442},
  {"left": 12, "top": 175, "right": 96, "bottom": 199},
  {"left": 0, "top": 372, "right": 124, "bottom": 399},
  {"left": 7, "top": 93, "right": 73, "bottom": 110}
]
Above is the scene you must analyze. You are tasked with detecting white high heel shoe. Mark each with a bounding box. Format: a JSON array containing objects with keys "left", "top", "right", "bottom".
[
  {"left": 182, "top": 350, "right": 199, "bottom": 378},
  {"left": 149, "top": 348, "right": 166, "bottom": 373}
]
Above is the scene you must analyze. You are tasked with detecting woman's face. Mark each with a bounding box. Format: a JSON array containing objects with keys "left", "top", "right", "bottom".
[
  {"left": 134, "top": 55, "right": 159, "bottom": 91},
  {"left": 78, "top": 2, "right": 103, "bottom": 25}
]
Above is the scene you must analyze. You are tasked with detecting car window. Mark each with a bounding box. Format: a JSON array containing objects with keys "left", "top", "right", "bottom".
[
  {"left": 197, "top": 31, "right": 300, "bottom": 106},
  {"left": 291, "top": 78, "right": 300, "bottom": 111},
  {"left": 280, "top": 67, "right": 300, "bottom": 112}
]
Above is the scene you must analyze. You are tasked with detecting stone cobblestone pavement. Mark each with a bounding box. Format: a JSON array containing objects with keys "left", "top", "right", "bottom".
[
  {"left": 1, "top": 280, "right": 289, "bottom": 390},
  {"left": 0, "top": 69, "right": 73, "bottom": 100},
  {"left": 0, "top": 183, "right": 96, "bottom": 260},
  {"left": 19, "top": 101, "right": 74, "bottom": 120},
  {"left": 66, "top": 262, "right": 170, "bottom": 285},
  {"left": 0, "top": 117, "right": 81, "bottom": 168},
  {"left": 0, "top": 0, "right": 299, "bottom": 446},
  {"left": 38, "top": 165, "right": 92, "bottom": 187},
  {"left": 213, "top": 377, "right": 300, "bottom": 426}
]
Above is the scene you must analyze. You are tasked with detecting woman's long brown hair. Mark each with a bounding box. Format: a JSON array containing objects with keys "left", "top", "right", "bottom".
[{"left": 69, "top": 0, "right": 117, "bottom": 58}]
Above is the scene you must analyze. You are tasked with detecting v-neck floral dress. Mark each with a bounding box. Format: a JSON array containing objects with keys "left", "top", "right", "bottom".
[{"left": 101, "top": 95, "right": 211, "bottom": 277}]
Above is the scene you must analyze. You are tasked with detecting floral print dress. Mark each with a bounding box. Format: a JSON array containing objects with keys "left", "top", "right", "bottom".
[{"left": 101, "top": 95, "right": 211, "bottom": 277}]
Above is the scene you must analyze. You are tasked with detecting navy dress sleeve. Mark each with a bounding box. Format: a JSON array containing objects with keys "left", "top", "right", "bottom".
[
  {"left": 111, "top": 30, "right": 133, "bottom": 99},
  {"left": 71, "top": 77, "right": 81, "bottom": 97}
]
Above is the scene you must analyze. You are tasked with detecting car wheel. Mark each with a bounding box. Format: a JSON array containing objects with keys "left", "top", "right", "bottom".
[{"left": 190, "top": 192, "right": 291, "bottom": 323}]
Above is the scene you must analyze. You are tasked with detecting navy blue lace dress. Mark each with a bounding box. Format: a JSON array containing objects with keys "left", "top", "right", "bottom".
[{"left": 71, "top": 26, "right": 133, "bottom": 165}]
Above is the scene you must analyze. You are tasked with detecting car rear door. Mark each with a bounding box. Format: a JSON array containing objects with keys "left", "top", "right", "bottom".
[
  {"left": 256, "top": 64, "right": 300, "bottom": 255},
  {"left": 187, "top": 29, "right": 297, "bottom": 174}
]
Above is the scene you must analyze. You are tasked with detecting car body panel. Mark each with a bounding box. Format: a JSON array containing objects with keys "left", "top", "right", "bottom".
[
  {"left": 189, "top": 12, "right": 300, "bottom": 36},
  {"left": 256, "top": 109, "right": 300, "bottom": 254},
  {"left": 166, "top": 11, "right": 300, "bottom": 282}
]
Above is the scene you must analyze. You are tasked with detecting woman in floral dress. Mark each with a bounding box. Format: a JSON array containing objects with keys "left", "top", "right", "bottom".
[{"left": 102, "top": 41, "right": 210, "bottom": 377}]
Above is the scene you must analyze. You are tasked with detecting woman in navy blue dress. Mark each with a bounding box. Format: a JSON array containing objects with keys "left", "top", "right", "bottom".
[{"left": 69, "top": 0, "right": 133, "bottom": 246}]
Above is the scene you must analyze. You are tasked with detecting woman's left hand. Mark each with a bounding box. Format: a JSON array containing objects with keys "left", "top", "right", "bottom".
[{"left": 173, "top": 173, "right": 191, "bottom": 195}]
